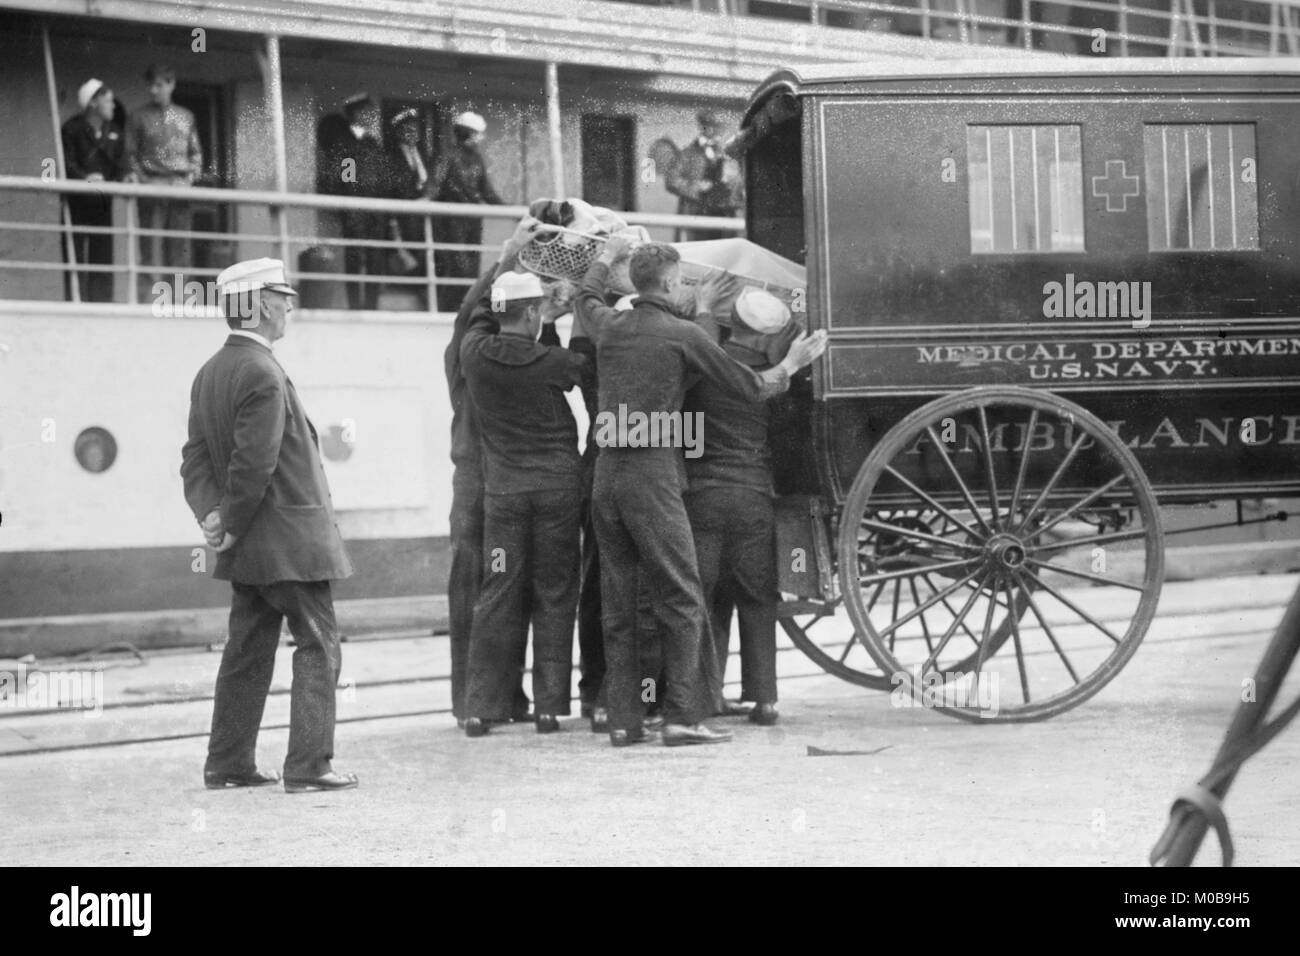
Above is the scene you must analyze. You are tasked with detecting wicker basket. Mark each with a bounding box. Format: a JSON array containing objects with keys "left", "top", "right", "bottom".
[{"left": 517, "top": 226, "right": 605, "bottom": 282}]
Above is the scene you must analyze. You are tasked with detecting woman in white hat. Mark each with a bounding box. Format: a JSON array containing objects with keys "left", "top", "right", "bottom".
[
  {"left": 382, "top": 108, "right": 433, "bottom": 307},
  {"left": 60, "top": 79, "right": 124, "bottom": 301},
  {"left": 431, "top": 111, "right": 503, "bottom": 311}
]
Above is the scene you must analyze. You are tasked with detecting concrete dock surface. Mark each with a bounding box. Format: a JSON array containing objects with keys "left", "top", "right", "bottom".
[{"left": 4, "top": 573, "right": 1299, "bottom": 866}]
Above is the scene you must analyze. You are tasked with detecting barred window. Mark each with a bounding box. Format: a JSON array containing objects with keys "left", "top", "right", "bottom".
[
  {"left": 967, "top": 125, "right": 1085, "bottom": 254},
  {"left": 1143, "top": 123, "right": 1259, "bottom": 252}
]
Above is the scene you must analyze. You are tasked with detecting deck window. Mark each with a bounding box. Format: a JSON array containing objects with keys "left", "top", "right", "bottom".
[
  {"left": 1143, "top": 124, "right": 1259, "bottom": 252},
  {"left": 967, "top": 125, "right": 1085, "bottom": 254}
]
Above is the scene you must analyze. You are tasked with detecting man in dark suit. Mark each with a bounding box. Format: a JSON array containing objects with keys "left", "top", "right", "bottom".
[
  {"left": 338, "top": 94, "right": 388, "bottom": 310},
  {"left": 181, "top": 257, "right": 358, "bottom": 793}
]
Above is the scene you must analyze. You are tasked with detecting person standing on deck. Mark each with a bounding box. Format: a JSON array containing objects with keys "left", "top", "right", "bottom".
[
  {"left": 61, "top": 79, "right": 124, "bottom": 302},
  {"left": 432, "top": 112, "right": 502, "bottom": 312},
  {"left": 124, "top": 64, "right": 202, "bottom": 298}
]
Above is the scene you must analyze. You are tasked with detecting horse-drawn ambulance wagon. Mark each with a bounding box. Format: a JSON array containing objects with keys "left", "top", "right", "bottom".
[{"left": 733, "top": 59, "right": 1300, "bottom": 721}]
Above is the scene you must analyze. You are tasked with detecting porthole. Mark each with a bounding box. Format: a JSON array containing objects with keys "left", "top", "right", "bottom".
[{"left": 74, "top": 426, "right": 117, "bottom": 473}]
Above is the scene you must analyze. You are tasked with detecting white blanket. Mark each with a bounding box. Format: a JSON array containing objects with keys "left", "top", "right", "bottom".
[{"left": 606, "top": 237, "right": 806, "bottom": 323}]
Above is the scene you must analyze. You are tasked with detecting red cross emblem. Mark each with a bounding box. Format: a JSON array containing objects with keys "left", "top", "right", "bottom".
[{"left": 1091, "top": 159, "right": 1141, "bottom": 213}]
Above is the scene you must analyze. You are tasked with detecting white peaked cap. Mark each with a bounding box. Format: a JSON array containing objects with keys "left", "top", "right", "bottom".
[
  {"left": 390, "top": 107, "right": 419, "bottom": 128},
  {"left": 453, "top": 111, "right": 487, "bottom": 133},
  {"left": 78, "top": 79, "right": 105, "bottom": 110},
  {"left": 733, "top": 286, "right": 791, "bottom": 334},
  {"left": 613, "top": 294, "right": 636, "bottom": 311},
  {"left": 492, "top": 270, "right": 544, "bottom": 303},
  {"left": 216, "top": 258, "right": 298, "bottom": 296}
]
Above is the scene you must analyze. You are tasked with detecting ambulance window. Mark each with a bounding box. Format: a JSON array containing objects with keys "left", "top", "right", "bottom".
[
  {"left": 1143, "top": 124, "right": 1259, "bottom": 252},
  {"left": 967, "top": 125, "right": 1085, "bottom": 254}
]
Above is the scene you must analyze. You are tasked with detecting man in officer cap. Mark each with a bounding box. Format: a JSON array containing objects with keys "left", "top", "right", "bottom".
[
  {"left": 684, "top": 287, "right": 798, "bottom": 726},
  {"left": 181, "top": 257, "right": 358, "bottom": 793},
  {"left": 432, "top": 111, "right": 502, "bottom": 311},
  {"left": 338, "top": 93, "right": 388, "bottom": 309},
  {"left": 460, "top": 253, "right": 591, "bottom": 736}
]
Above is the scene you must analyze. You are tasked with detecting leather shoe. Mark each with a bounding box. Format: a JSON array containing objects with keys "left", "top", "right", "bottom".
[
  {"left": 749, "top": 702, "right": 779, "bottom": 726},
  {"left": 458, "top": 715, "right": 506, "bottom": 728},
  {"left": 204, "top": 769, "right": 281, "bottom": 790},
  {"left": 663, "top": 722, "right": 733, "bottom": 746},
  {"left": 284, "top": 771, "right": 359, "bottom": 793},
  {"left": 464, "top": 717, "right": 490, "bottom": 737},
  {"left": 535, "top": 714, "right": 560, "bottom": 734},
  {"left": 642, "top": 714, "right": 665, "bottom": 732},
  {"left": 609, "top": 727, "right": 656, "bottom": 747},
  {"left": 589, "top": 706, "right": 609, "bottom": 733},
  {"left": 720, "top": 699, "right": 757, "bottom": 717}
]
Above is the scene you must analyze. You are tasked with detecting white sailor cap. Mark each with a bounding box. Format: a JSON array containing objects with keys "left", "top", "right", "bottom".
[
  {"left": 491, "top": 270, "right": 544, "bottom": 307},
  {"left": 732, "top": 287, "right": 791, "bottom": 334},
  {"left": 390, "top": 108, "right": 419, "bottom": 128},
  {"left": 453, "top": 111, "right": 487, "bottom": 133},
  {"left": 78, "top": 79, "right": 106, "bottom": 111},
  {"left": 216, "top": 257, "right": 298, "bottom": 297}
]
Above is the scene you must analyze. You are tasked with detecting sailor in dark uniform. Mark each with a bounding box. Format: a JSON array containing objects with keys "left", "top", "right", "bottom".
[
  {"left": 571, "top": 294, "right": 695, "bottom": 734},
  {"left": 575, "top": 239, "right": 827, "bottom": 747},
  {"left": 460, "top": 263, "right": 591, "bottom": 735},
  {"left": 61, "top": 78, "right": 124, "bottom": 302},
  {"left": 684, "top": 288, "right": 797, "bottom": 726},
  {"left": 444, "top": 219, "right": 549, "bottom": 726},
  {"left": 564, "top": 290, "right": 607, "bottom": 728},
  {"left": 432, "top": 111, "right": 502, "bottom": 312}
]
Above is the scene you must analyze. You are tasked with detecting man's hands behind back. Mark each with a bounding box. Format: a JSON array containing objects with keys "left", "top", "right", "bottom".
[{"left": 200, "top": 509, "right": 237, "bottom": 553}]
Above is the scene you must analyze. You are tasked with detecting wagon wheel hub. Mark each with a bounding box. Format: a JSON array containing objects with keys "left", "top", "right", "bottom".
[{"left": 985, "top": 534, "right": 1027, "bottom": 572}]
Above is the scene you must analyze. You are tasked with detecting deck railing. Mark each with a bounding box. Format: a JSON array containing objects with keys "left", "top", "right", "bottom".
[
  {"left": 0, "top": 175, "right": 744, "bottom": 313},
  {"left": 618, "top": 0, "right": 1300, "bottom": 56}
]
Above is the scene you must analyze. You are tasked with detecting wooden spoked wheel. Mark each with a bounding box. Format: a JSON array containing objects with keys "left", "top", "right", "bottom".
[
  {"left": 837, "top": 387, "right": 1164, "bottom": 723},
  {"left": 778, "top": 600, "right": 893, "bottom": 692}
]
